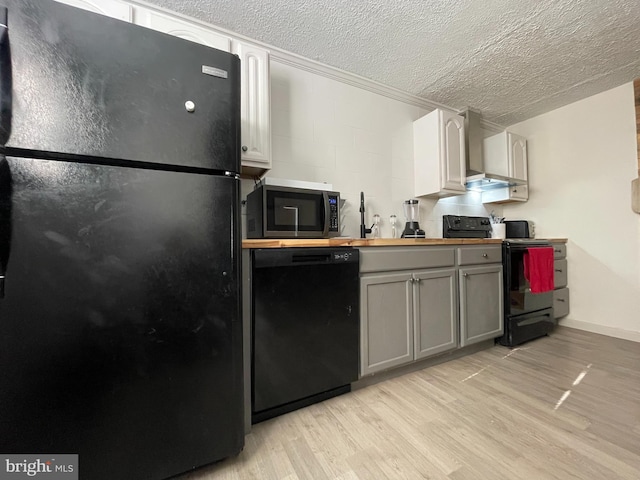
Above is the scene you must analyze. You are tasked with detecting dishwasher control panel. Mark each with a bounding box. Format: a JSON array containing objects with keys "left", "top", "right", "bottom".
[{"left": 333, "top": 250, "right": 357, "bottom": 262}]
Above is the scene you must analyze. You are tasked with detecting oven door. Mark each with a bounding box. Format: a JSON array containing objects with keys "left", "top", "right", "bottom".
[
  {"left": 505, "top": 244, "right": 553, "bottom": 315},
  {"left": 265, "top": 187, "right": 328, "bottom": 238}
]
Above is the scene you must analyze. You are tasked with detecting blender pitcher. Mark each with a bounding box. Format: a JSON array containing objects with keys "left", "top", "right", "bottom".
[{"left": 401, "top": 199, "right": 426, "bottom": 238}]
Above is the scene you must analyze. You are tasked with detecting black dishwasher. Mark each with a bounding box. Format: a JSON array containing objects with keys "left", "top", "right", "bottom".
[{"left": 251, "top": 247, "right": 359, "bottom": 423}]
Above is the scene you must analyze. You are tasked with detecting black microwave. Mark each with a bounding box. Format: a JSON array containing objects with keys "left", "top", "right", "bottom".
[{"left": 245, "top": 185, "right": 341, "bottom": 238}]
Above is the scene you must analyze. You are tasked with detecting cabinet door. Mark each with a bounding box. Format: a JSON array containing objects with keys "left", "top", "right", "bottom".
[
  {"left": 459, "top": 265, "right": 504, "bottom": 347},
  {"left": 553, "top": 287, "right": 570, "bottom": 318},
  {"left": 554, "top": 259, "right": 568, "bottom": 288},
  {"left": 54, "top": 0, "right": 132, "bottom": 21},
  {"left": 482, "top": 184, "right": 528, "bottom": 204},
  {"left": 360, "top": 273, "right": 413, "bottom": 376},
  {"left": 441, "top": 110, "right": 467, "bottom": 192},
  {"left": 232, "top": 41, "right": 271, "bottom": 174},
  {"left": 509, "top": 184, "right": 528, "bottom": 201},
  {"left": 508, "top": 133, "right": 528, "bottom": 181},
  {"left": 133, "top": 8, "right": 230, "bottom": 51},
  {"left": 413, "top": 269, "right": 458, "bottom": 360}
]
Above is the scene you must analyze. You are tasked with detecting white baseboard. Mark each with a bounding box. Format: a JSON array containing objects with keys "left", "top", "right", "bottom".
[{"left": 559, "top": 318, "right": 640, "bottom": 343}]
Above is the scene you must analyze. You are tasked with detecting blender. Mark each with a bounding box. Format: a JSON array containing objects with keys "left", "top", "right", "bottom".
[{"left": 401, "top": 199, "right": 426, "bottom": 238}]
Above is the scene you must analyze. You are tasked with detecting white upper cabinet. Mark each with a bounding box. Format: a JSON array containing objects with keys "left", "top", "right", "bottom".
[
  {"left": 413, "top": 109, "right": 466, "bottom": 198},
  {"left": 54, "top": 0, "right": 132, "bottom": 21},
  {"left": 232, "top": 41, "right": 271, "bottom": 176},
  {"left": 482, "top": 131, "right": 529, "bottom": 204},
  {"left": 132, "top": 8, "right": 230, "bottom": 52},
  {"left": 483, "top": 131, "right": 528, "bottom": 182},
  {"left": 508, "top": 133, "right": 528, "bottom": 181}
]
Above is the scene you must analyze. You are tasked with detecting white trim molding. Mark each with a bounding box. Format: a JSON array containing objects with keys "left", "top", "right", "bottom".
[
  {"left": 129, "top": 0, "right": 504, "bottom": 131},
  {"left": 559, "top": 318, "right": 640, "bottom": 343}
]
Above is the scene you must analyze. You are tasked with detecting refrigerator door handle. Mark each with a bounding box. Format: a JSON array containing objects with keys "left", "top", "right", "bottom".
[{"left": 0, "top": 6, "right": 11, "bottom": 146}]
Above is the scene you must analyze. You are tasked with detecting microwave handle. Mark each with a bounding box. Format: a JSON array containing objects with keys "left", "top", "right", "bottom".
[
  {"left": 322, "top": 191, "right": 330, "bottom": 238},
  {"left": 282, "top": 206, "right": 299, "bottom": 237}
]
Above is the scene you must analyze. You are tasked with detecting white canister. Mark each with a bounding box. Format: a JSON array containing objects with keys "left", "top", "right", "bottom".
[{"left": 492, "top": 223, "right": 506, "bottom": 239}]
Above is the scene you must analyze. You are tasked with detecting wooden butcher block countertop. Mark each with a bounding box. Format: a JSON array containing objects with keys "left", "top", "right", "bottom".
[
  {"left": 242, "top": 238, "right": 568, "bottom": 248},
  {"left": 242, "top": 238, "right": 503, "bottom": 248}
]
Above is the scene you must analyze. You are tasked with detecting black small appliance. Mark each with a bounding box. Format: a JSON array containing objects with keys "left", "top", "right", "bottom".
[
  {"left": 401, "top": 199, "right": 426, "bottom": 238},
  {"left": 504, "top": 220, "right": 535, "bottom": 238}
]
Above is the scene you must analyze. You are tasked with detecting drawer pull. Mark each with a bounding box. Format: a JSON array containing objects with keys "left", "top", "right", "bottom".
[
  {"left": 554, "top": 249, "right": 562, "bottom": 253},
  {"left": 482, "top": 253, "right": 488, "bottom": 258},
  {"left": 555, "top": 269, "right": 563, "bottom": 273},
  {"left": 556, "top": 298, "right": 566, "bottom": 302}
]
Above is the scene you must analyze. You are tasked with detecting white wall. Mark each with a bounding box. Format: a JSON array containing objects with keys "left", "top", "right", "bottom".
[
  {"left": 504, "top": 83, "right": 640, "bottom": 340},
  {"left": 242, "top": 61, "right": 501, "bottom": 239}
]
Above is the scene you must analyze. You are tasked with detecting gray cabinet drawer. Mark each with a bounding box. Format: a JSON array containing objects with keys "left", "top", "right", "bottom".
[
  {"left": 554, "top": 259, "right": 567, "bottom": 288},
  {"left": 553, "top": 287, "right": 570, "bottom": 318},
  {"left": 552, "top": 244, "right": 566, "bottom": 259},
  {"left": 360, "top": 247, "right": 455, "bottom": 273},
  {"left": 457, "top": 245, "right": 502, "bottom": 266}
]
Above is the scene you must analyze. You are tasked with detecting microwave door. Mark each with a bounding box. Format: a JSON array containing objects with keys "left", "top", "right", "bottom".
[{"left": 266, "top": 190, "right": 324, "bottom": 238}]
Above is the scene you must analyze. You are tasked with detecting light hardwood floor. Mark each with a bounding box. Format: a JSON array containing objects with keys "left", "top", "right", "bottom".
[{"left": 180, "top": 327, "right": 640, "bottom": 479}]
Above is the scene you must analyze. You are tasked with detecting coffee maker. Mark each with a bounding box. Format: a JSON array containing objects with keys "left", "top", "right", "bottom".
[{"left": 401, "top": 199, "right": 426, "bottom": 238}]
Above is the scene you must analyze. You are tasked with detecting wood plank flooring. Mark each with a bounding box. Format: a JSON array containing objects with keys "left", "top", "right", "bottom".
[{"left": 179, "top": 327, "right": 640, "bottom": 479}]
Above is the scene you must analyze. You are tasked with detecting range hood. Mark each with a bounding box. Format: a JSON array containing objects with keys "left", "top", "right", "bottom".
[{"left": 463, "top": 109, "right": 525, "bottom": 192}]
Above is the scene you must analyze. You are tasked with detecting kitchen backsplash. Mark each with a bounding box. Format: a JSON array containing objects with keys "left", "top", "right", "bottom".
[{"left": 241, "top": 61, "right": 503, "bottom": 238}]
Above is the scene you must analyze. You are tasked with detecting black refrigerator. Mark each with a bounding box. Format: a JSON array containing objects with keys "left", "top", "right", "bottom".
[{"left": 0, "top": 1, "right": 244, "bottom": 479}]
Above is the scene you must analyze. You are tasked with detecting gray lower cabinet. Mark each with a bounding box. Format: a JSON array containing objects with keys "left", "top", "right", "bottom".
[
  {"left": 359, "top": 246, "right": 457, "bottom": 377},
  {"left": 360, "top": 272, "right": 413, "bottom": 374},
  {"left": 459, "top": 264, "right": 504, "bottom": 346},
  {"left": 553, "top": 287, "right": 570, "bottom": 318},
  {"left": 552, "top": 242, "right": 570, "bottom": 318},
  {"left": 360, "top": 268, "right": 457, "bottom": 376},
  {"left": 359, "top": 245, "right": 503, "bottom": 377},
  {"left": 414, "top": 269, "right": 458, "bottom": 359}
]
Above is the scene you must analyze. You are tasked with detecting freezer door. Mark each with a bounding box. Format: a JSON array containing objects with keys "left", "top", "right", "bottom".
[
  {"left": 0, "top": 0, "right": 240, "bottom": 173},
  {"left": 0, "top": 157, "right": 243, "bottom": 480}
]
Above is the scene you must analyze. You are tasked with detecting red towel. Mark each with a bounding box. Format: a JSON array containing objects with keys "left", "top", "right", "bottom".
[{"left": 523, "top": 247, "right": 554, "bottom": 293}]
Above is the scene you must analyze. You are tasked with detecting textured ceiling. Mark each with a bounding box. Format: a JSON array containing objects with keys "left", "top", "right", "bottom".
[{"left": 144, "top": 0, "right": 640, "bottom": 126}]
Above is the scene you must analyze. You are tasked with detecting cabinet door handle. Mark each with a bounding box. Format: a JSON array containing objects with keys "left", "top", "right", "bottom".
[
  {"left": 463, "top": 273, "right": 469, "bottom": 277},
  {"left": 555, "top": 269, "right": 563, "bottom": 273},
  {"left": 242, "top": 145, "right": 248, "bottom": 152},
  {"left": 554, "top": 249, "right": 562, "bottom": 253}
]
